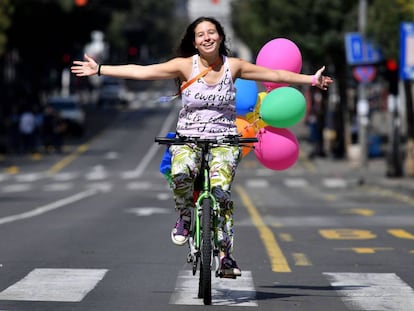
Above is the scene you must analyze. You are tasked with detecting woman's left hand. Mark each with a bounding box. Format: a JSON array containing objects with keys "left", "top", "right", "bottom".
[{"left": 313, "top": 66, "right": 334, "bottom": 90}]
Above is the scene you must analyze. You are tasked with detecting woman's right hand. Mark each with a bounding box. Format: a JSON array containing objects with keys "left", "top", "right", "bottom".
[{"left": 71, "top": 54, "right": 99, "bottom": 77}]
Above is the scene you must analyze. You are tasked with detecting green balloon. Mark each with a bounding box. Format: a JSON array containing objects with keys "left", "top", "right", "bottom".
[{"left": 259, "top": 87, "right": 306, "bottom": 128}]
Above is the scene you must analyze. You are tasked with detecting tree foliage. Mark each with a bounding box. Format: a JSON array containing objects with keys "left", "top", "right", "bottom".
[
  {"left": 367, "top": 0, "right": 413, "bottom": 60},
  {"left": 0, "top": 0, "right": 13, "bottom": 57},
  {"left": 230, "top": 0, "right": 356, "bottom": 70}
]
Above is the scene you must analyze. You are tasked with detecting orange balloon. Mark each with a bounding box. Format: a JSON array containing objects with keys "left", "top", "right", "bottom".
[{"left": 235, "top": 116, "right": 256, "bottom": 157}]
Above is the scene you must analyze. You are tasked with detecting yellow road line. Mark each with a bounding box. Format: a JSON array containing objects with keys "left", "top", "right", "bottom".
[
  {"left": 46, "top": 144, "right": 90, "bottom": 175},
  {"left": 235, "top": 185, "right": 291, "bottom": 272}
]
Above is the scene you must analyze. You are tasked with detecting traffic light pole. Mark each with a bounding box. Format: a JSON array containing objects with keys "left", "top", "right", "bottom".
[{"left": 357, "top": 0, "right": 369, "bottom": 182}]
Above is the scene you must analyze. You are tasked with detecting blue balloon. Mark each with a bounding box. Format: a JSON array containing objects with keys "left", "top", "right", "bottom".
[{"left": 234, "top": 79, "right": 258, "bottom": 116}]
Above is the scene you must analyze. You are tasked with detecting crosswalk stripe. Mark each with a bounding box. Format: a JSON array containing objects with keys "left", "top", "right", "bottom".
[
  {"left": 324, "top": 272, "right": 414, "bottom": 311},
  {"left": 0, "top": 268, "right": 108, "bottom": 302},
  {"left": 0, "top": 174, "right": 354, "bottom": 193},
  {"left": 284, "top": 178, "right": 308, "bottom": 187},
  {"left": 1, "top": 184, "right": 32, "bottom": 193},
  {"left": 170, "top": 270, "right": 258, "bottom": 306},
  {"left": 322, "top": 178, "right": 348, "bottom": 188}
]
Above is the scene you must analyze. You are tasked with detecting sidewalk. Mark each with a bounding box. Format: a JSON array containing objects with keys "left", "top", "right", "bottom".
[{"left": 292, "top": 123, "right": 414, "bottom": 195}]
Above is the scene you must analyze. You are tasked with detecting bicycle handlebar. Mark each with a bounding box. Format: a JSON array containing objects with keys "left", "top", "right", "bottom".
[{"left": 154, "top": 135, "right": 258, "bottom": 146}]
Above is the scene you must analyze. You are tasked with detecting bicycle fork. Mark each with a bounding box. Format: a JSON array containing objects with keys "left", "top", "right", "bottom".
[{"left": 186, "top": 181, "right": 221, "bottom": 276}]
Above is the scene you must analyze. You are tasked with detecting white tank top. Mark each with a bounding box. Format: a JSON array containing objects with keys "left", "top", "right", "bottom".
[{"left": 176, "top": 54, "right": 238, "bottom": 138}]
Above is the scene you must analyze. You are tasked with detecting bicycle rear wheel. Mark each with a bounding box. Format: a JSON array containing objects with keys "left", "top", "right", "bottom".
[{"left": 201, "top": 197, "right": 212, "bottom": 305}]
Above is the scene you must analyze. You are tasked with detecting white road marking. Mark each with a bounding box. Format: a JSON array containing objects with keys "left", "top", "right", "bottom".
[
  {"left": 124, "top": 106, "right": 177, "bottom": 179},
  {"left": 255, "top": 168, "right": 274, "bottom": 176},
  {"left": 126, "top": 181, "right": 152, "bottom": 190},
  {"left": 43, "top": 182, "right": 73, "bottom": 191},
  {"left": 322, "top": 178, "right": 347, "bottom": 188},
  {"left": 52, "top": 172, "right": 78, "bottom": 181},
  {"left": 1, "top": 184, "right": 32, "bottom": 193},
  {"left": 0, "top": 188, "right": 100, "bottom": 225},
  {"left": 157, "top": 192, "right": 171, "bottom": 200},
  {"left": 87, "top": 182, "right": 113, "bottom": 193},
  {"left": 104, "top": 151, "right": 119, "bottom": 160},
  {"left": 126, "top": 207, "right": 170, "bottom": 216},
  {"left": 15, "top": 172, "right": 45, "bottom": 182},
  {"left": 324, "top": 272, "right": 414, "bottom": 311},
  {"left": 245, "top": 179, "right": 269, "bottom": 188},
  {"left": 85, "top": 165, "right": 108, "bottom": 180},
  {"left": 170, "top": 270, "right": 257, "bottom": 306},
  {"left": 0, "top": 173, "right": 10, "bottom": 182},
  {"left": 284, "top": 178, "right": 308, "bottom": 188},
  {"left": 0, "top": 268, "right": 107, "bottom": 302}
]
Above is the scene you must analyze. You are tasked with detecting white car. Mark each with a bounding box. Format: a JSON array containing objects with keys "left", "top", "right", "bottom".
[{"left": 47, "top": 96, "right": 85, "bottom": 137}]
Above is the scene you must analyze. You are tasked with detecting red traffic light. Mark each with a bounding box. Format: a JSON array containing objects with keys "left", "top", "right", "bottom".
[
  {"left": 75, "top": 0, "right": 87, "bottom": 6},
  {"left": 386, "top": 58, "right": 398, "bottom": 71}
]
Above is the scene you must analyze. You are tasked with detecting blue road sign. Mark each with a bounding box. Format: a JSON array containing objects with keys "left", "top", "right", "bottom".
[
  {"left": 345, "top": 32, "right": 382, "bottom": 65},
  {"left": 400, "top": 22, "right": 414, "bottom": 80}
]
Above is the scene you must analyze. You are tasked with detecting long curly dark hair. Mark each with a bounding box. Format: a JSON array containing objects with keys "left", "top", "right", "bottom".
[
  {"left": 175, "top": 16, "right": 230, "bottom": 57},
  {"left": 173, "top": 17, "right": 230, "bottom": 92}
]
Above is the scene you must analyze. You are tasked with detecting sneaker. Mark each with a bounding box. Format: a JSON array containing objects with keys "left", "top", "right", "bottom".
[
  {"left": 219, "top": 255, "right": 242, "bottom": 278},
  {"left": 171, "top": 216, "right": 190, "bottom": 246}
]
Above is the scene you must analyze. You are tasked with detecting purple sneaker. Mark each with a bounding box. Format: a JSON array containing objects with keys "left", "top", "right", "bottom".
[
  {"left": 219, "top": 255, "right": 241, "bottom": 278},
  {"left": 171, "top": 216, "right": 190, "bottom": 246}
]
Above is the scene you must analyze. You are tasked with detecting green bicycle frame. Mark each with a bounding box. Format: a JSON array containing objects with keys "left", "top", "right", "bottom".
[{"left": 194, "top": 167, "right": 217, "bottom": 249}]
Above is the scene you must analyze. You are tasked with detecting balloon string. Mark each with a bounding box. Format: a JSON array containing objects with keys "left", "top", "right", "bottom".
[{"left": 248, "top": 117, "right": 263, "bottom": 133}]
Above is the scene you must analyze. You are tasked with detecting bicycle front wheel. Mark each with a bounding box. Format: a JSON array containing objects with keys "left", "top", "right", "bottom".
[{"left": 201, "top": 197, "right": 212, "bottom": 305}]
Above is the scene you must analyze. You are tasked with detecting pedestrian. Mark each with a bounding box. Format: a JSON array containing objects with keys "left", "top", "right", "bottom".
[
  {"left": 71, "top": 16, "right": 333, "bottom": 277},
  {"left": 19, "top": 105, "right": 36, "bottom": 154}
]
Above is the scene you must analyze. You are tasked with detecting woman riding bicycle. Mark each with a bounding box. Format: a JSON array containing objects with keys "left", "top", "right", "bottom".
[{"left": 71, "top": 16, "right": 333, "bottom": 278}]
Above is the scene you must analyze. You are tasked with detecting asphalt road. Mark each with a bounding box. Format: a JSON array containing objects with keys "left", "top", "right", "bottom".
[{"left": 0, "top": 96, "right": 413, "bottom": 310}]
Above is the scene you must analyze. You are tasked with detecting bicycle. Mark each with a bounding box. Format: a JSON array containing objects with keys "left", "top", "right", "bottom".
[{"left": 155, "top": 134, "right": 257, "bottom": 305}]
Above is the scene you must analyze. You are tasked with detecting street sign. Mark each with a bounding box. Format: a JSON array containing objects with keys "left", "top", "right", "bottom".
[
  {"left": 353, "top": 65, "right": 377, "bottom": 83},
  {"left": 345, "top": 32, "right": 382, "bottom": 65},
  {"left": 400, "top": 22, "right": 414, "bottom": 80}
]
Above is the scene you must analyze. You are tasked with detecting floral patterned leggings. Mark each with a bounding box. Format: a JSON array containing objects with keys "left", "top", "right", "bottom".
[{"left": 169, "top": 144, "right": 241, "bottom": 255}]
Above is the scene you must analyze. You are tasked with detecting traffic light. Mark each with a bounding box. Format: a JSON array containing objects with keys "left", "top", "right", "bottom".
[
  {"left": 62, "top": 53, "right": 71, "bottom": 65},
  {"left": 386, "top": 58, "right": 399, "bottom": 95},
  {"left": 75, "top": 0, "right": 87, "bottom": 6},
  {"left": 128, "top": 46, "right": 138, "bottom": 57}
]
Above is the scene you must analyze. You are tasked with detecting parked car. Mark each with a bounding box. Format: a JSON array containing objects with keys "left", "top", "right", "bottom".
[
  {"left": 46, "top": 95, "right": 85, "bottom": 137},
  {"left": 97, "top": 77, "right": 129, "bottom": 108}
]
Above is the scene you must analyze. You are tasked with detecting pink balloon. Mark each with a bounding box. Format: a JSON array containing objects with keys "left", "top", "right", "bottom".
[
  {"left": 256, "top": 38, "right": 302, "bottom": 92},
  {"left": 254, "top": 126, "right": 299, "bottom": 170}
]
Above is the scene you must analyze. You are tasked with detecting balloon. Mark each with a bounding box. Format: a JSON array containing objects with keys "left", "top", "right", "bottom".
[
  {"left": 234, "top": 78, "right": 258, "bottom": 115},
  {"left": 235, "top": 116, "right": 256, "bottom": 157},
  {"left": 259, "top": 86, "right": 306, "bottom": 128},
  {"left": 256, "top": 38, "right": 302, "bottom": 92},
  {"left": 245, "top": 92, "right": 268, "bottom": 130},
  {"left": 254, "top": 126, "right": 299, "bottom": 170}
]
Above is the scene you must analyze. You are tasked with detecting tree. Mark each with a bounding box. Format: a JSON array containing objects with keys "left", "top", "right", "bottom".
[
  {"left": 0, "top": 0, "right": 13, "bottom": 57},
  {"left": 367, "top": 0, "right": 414, "bottom": 176},
  {"left": 231, "top": 0, "right": 359, "bottom": 158}
]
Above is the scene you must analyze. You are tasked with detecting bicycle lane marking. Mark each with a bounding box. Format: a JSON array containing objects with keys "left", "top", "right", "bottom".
[
  {"left": 0, "top": 188, "right": 101, "bottom": 226},
  {"left": 170, "top": 270, "right": 257, "bottom": 306},
  {"left": 235, "top": 185, "right": 291, "bottom": 273}
]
